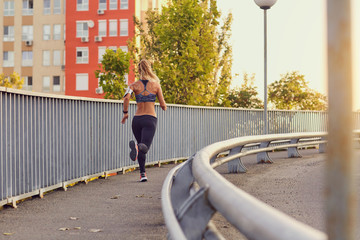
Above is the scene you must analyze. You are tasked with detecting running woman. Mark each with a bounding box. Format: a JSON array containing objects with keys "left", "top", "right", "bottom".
[{"left": 121, "top": 59, "right": 167, "bottom": 182}]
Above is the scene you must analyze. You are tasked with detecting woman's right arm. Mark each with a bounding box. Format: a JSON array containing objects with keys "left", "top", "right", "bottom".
[
  {"left": 157, "top": 84, "right": 167, "bottom": 111},
  {"left": 121, "top": 85, "right": 135, "bottom": 124}
]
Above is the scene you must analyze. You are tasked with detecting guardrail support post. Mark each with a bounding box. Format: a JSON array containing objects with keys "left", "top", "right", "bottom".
[
  {"left": 176, "top": 186, "right": 215, "bottom": 240},
  {"left": 319, "top": 137, "right": 327, "bottom": 153},
  {"left": 227, "top": 146, "right": 247, "bottom": 173},
  {"left": 288, "top": 138, "right": 302, "bottom": 158},
  {"left": 257, "top": 141, "right": 273, "bottom": 163},
  {"left": 170, "top": 157, "right": 194, "bottom": 211}
]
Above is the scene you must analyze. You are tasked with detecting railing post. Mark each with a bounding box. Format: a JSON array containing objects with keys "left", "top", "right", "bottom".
[
  {"left": 327, "top": 0, "right": 356, "bottom": 239},
  {"left": 227, "top": 146, "right": 247, "bottom": 173},
  {"left": 257, "top": 141, "right": 273, "bottom": 163},
  {"left": 287, "top": 138, "right": 302, "bottom": 158}
]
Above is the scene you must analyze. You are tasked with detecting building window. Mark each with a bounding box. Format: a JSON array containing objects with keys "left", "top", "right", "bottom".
[
  {"left": 53, "top": 0, "right": 61, "bottom": 14},
  {"left": 110, "top": 0, "right": 117, "bottom": 9},
  {"left": 98, "top": 47, "right": 106, "bottom": 63},
  {"left": 53, "top": 24, "right": 61, "bottom": 40},
  {"left": 53, "top": 76, "right": 60, "bottom": 92},
  {"left": 4, "top": 26, "right": 14, "bottom": 42},
  {"left": 43, "top": 51, "right": 50, "bottom": 66},
  {"left": 53, "top": 50, "right": 61, "bottom": 66},
  {"left": 43, "top": 25, "right": 51, "bottom": 40},
  {"left": 76, "top": 47, "right": 89, "bottom": 64},
  {"left": 23, "top": 76, "right": 33, "bottom": 91},
  {"left": 3, "top": 51, "right": 14, "bottom": 67},
  {"left": 64, "top": 24, "right": 66, "bottom": 40},
  {"left": 22, "top": 51, "right": 33, "bottom": 66},
  {"left": 119, "top": 19, "right": 128, "bottom": 36},
  {"left": 76, "top": 21, "right": 89, "bottom": 37},
  {"left": 77, "top": 0, "right": 88, "bottom": 11},
  {"left": 120, "top": 46, "right": 128, "bottom": 52},
  {"left": 22, "top": 25, "right": 33, "bottom": 41},
  {"left": 108, "top": 46, "right": 117, "bottom": 52},
  {"left": 4, "top": 1, "right": 15, "bottom": 16},
  {"left": 22, "top": 0, "right": 34, "bottom": 15},
  {"left": 109, "top": 20, "right": 117, "bottom": 36},
  {"left": 43, "top": 76, "right": 50, "bottom": 92},
  {"left": 43, "top": 0, "right": 51, "bottom": 14},
  {"left": 99, "top": 0, "right": 107, "bottom": 10},
  {"left": 76, "top": 74, "right": 89, "bottom": 91},
  {"left": 120, "top": 0, "right": 128, "bottom": 9},
  {"left": 98, "top": 20, "right": 107, "bottom": 37}
]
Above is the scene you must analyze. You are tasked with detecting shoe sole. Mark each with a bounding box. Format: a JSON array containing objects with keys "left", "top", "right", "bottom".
[
  {"left": 129, "top": 140, "right": 137, "bottom": 161},
  {"left": 140, "top": 177, "right": 148, "bottom": 182}
]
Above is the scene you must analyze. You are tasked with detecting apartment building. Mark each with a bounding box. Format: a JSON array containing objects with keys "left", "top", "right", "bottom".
[
  {"left": 1, "top": 0, "right": 66, "bottom": 93},
  {"left": 65, "top": 0, "right": 136, "bottom": 98},
  {"left": 1, "top": 0, "right": 164, "bottom": 97}
]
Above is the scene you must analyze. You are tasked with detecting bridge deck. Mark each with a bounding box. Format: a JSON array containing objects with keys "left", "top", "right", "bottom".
[{"left": 0, "top": 149, "right": 358, "bottom": 239}]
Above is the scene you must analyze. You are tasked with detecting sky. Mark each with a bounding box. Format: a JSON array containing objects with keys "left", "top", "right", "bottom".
[{"left": 217, "top": 0, "right": 360, "bottom": 110}]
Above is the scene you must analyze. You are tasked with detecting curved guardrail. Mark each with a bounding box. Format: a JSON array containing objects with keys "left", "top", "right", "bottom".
[{"left": 162, "top": 132, "right": 337, "bottom": 240}]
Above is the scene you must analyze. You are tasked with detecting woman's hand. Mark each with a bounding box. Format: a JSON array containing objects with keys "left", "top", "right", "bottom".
[
  {"left": 121, "top": 113, "right": 129, "bottom": 124},
  {"left": 161, "top": 104, "right": 167, "bottom": 111}
]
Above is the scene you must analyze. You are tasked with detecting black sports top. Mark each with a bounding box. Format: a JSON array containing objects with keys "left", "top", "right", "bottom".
[{"left": 135, "top": 80, "right": 156, "bottom": 103}]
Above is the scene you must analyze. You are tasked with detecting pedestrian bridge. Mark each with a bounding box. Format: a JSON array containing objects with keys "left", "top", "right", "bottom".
[{"left": 1, "top": 88, "right": 360, "bottom": 239}]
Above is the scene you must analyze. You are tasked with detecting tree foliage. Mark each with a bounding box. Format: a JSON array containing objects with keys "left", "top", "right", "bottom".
[
  {"left": 0, "top": 72, "right": 24, "bottom": 89},
  {"left": 227, "top": 73, "right": 263, "bottom": 109},
  {"left": 129, "top": 0, "right": 233, "bottom": 106},
  {"left": 268, "top": 71, "right": 327, "bottom": 111},
  {"left": 95, "top": 48, "right": 130, "bottom": 100}
]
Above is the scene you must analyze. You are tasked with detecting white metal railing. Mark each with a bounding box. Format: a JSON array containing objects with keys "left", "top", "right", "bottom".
[
  {"left": 161, "top": 131, "right": 360, "bottom": 240},
  {"left": 0, "top": 86, "right": 359, "bottom": 209}
]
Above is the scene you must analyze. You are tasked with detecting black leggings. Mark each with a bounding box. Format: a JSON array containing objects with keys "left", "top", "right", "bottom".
[{"left": 131, "top": 115, "right": 157, "bottom": 173}]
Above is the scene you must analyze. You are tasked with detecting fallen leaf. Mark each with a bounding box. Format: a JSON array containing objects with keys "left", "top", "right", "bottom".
[
  {"left": 58, "top": 227, "right": 70, "bottom": 231},
  {"left": 136, "top": 194, "right": 152, "bottom": 199},
  {"left": 110, "top": 195, "right": 121, "bottom": 199},
  {"left": 89, "top": 229, "right": 102, "bottom": 233},
  {"left": 69, "top": 217, "right": 79, "bottom": 220},
  {"left": 3, "top": 233, "right": 15, "bottom": 236},
  {"left": 74, "top": 227, "right": 81, "bottom": 230}
]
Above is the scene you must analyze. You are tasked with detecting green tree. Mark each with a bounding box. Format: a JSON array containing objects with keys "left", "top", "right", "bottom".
[
  {"left": 268, "top": 71, "right": 327, "bottom": 111},
  {"left": 129, "top": 0, "right": 233, "bottom": 106},
  {"left": 227, "top": 73, "right": 263, "bottom": 109},
  {"left": 0, "top": 72, "right": 24, "bottom": 89},
  {"left": 95, "top": 48, "right": 130, "bottom": 100}
]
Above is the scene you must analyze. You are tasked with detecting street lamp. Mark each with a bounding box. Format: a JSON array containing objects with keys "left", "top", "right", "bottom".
[{"left": 254, "top": 0, "right": 277, "bottom": 134}]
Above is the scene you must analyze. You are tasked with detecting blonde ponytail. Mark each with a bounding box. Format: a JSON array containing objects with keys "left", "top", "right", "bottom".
[{"left": 138, "top": 59, "right": 159, "bottom": 83}]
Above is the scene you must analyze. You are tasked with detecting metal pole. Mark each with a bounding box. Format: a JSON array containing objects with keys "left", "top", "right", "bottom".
[
  {"left": 264, "top": 9, "right": 268, "bottom": 134},
  {"left": 327, "top": 0, "right": 355, "bottom": 239}
]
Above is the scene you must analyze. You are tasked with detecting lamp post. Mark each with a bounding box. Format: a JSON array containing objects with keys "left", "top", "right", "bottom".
[{"left": 254, "top": 0, "right": 277, "bottom": 134}]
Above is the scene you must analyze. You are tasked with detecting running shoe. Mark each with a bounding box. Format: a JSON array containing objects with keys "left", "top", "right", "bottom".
[
  {"left": 140, "top": 172, "right": 148, "bottom": 182},
  {"left": 129, "top": 140, "right": 138, "bottom": 161}
]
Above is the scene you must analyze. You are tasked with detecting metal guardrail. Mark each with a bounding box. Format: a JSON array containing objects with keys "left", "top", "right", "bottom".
[
  {"left": 0, "top": 87, "right": 359, "bottom": 208},
  {"left": 162, "top": 131, "right": 360, "bottom": 240}
]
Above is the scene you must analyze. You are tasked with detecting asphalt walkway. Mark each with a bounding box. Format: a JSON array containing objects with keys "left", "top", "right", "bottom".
[
  {"left": 1, "top": 149, "right": 359, "bottom": 240},
  {"left": 0, "top": 164, "right": 173, "bottom": 240}
]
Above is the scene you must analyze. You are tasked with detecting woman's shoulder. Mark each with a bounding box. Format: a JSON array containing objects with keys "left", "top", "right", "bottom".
[{"left": 129, "top": 80, "right": 141, "bottom": 89}]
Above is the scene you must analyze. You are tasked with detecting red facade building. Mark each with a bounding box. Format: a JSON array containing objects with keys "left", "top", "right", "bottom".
[{"left": 65, "top": 0, "right": 135, "bottom": 98}]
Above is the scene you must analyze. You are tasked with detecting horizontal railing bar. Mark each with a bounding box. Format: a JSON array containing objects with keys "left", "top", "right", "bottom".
[
  {"left": 211, "top": 140, "right": 326, "bottom": 168},
  {"left": 161, "top": 162, "right": 187, "bottom": 240}
]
